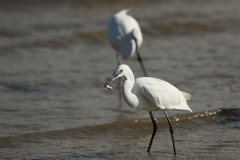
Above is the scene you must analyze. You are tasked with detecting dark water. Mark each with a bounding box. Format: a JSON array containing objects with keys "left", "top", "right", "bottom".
[
  {"left": 0, "top": 0, "right": 239, "bottom": 159},
  {"left": 0, "top": 109, "right": 239, "bottom": 159}
]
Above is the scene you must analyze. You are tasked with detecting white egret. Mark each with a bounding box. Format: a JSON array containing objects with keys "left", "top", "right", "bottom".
[
  {"left": 104, "top": 64, "right": 192, "bottom": 155},
  {"left": 108, "top": 9, "right": 143, "bottom": 63}
]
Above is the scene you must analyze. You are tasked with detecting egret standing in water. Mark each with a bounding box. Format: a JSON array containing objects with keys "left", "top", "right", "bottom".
[
  {"left": 104, "top": 64, "right": 192, "bottom": 155},
  {"left": 108, "top": 9, "right": 143, "bottom": 65}
]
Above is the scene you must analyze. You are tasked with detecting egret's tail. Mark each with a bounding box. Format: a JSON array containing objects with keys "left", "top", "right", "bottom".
[
  {"left": 172, "top": 104, "right": 193, "bottom": 113},
  {"left": 181, "top": 91, "right": 191, "bottom": 101},
  {"left": 117, "top": 9, "right": 129, "bottom": 16}
]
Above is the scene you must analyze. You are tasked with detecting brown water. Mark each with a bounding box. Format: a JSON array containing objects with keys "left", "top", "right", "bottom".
[{"left": 0, "top": 0, "right": 239, "bottom": 159}]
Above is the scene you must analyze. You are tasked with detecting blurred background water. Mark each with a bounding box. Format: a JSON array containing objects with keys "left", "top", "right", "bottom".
[{"left": 0, "top": 0, "right": 239, "bottom": 159}]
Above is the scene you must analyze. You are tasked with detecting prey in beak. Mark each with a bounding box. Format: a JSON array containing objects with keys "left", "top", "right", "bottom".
[
  {"left": 104, "top": 69, "right": 123, "bottom": 90},
  {"left": 104, "top": 73, "right": 118, "bottom": 90}
]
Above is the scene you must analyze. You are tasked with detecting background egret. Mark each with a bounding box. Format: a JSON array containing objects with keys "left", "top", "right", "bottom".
[{"left": 108, "top": 9, "right": 143, "bottom": 63}]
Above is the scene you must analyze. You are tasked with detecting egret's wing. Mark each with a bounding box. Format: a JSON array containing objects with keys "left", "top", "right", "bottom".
[{"left": 141, "top": 82, "right": 192, "bottom": 112}]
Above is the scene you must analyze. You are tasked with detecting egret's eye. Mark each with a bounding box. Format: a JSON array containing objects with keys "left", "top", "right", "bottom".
[{"left": 114, "top": 69, "right": 123, "bottom": 76}]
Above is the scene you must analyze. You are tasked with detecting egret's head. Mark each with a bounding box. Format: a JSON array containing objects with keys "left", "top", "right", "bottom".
[{"left": 104, "top": 64, "right": 129, "bottom": 90}]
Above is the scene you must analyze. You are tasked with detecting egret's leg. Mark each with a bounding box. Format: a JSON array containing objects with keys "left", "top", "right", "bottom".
[
  {"left": 147, "top": 111, "right": 157, "bottom": 153},
  {"left": 133, "top": 37, "right": 148, "bottom": 77},
  {"left": 164, "top": 110, "right": 176, "bottom": 155}
]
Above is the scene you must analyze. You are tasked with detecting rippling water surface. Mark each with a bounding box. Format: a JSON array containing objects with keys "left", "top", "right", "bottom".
[{"left": 0, "top": 0, "right": 239, "bottom": 159}]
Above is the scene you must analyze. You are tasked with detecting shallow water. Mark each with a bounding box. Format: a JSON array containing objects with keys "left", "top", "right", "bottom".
[
  {"left": 0, "top": 0, "right": 239, "bottom": 159},
  {"left": 0, "top": 109, "right": 239, "bottom": 159}
]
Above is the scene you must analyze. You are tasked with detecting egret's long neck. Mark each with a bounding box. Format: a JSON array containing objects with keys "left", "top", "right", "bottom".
[{"left": 123, "top": 70, "right": 139, "bottom": 109}]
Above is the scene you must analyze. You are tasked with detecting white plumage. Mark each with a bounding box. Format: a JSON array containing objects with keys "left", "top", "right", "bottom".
[
  {"left": 108, "top": 9, "right": 143, "bottom": 59},
  {"left": 104, "top": 64, "right": 192, "bottom": 154},
  {"left": 104, "top": 64, "right": 192, "bottom": 112}
]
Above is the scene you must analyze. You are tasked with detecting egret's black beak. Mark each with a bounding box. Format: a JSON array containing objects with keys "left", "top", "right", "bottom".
[{"left": 104, "top": 73, "right": 119, "bottom": 90}]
